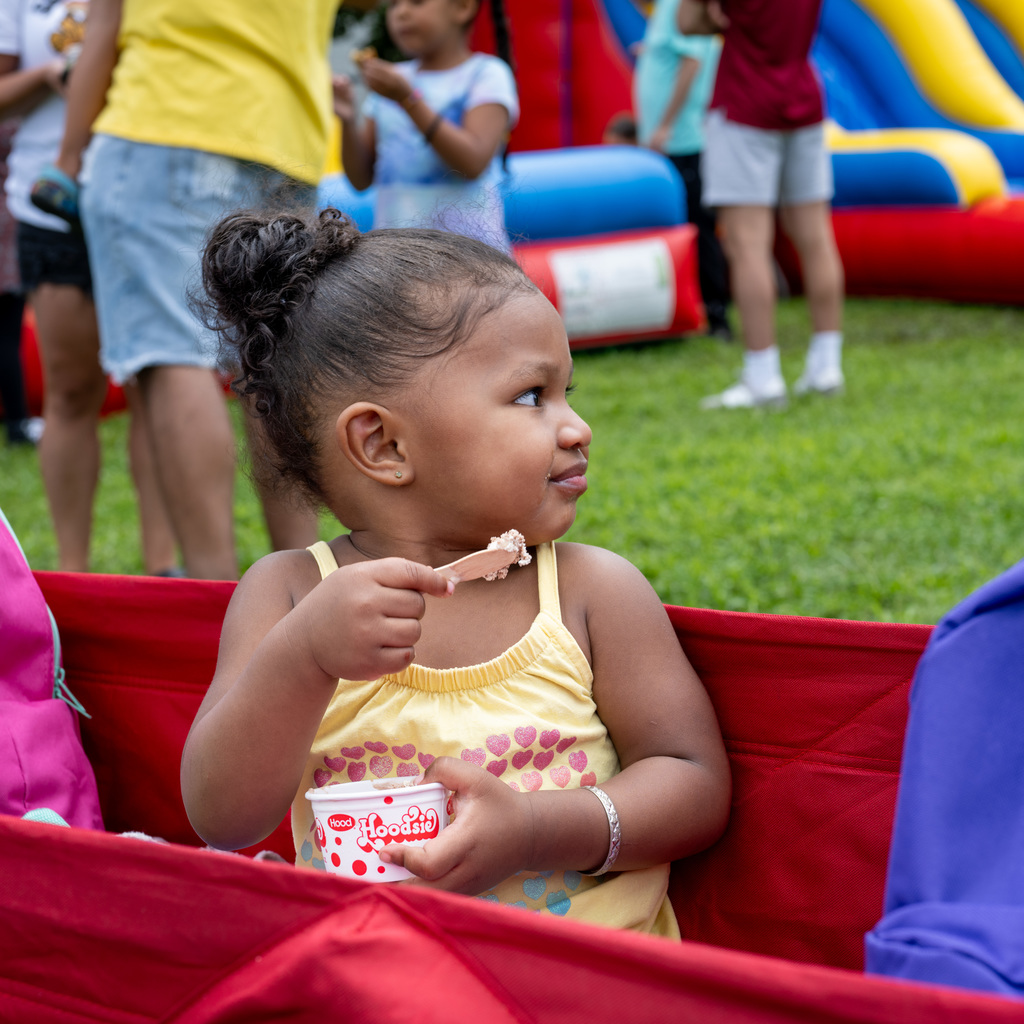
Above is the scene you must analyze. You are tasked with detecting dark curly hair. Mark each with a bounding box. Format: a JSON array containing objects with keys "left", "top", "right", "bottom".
[{"left": 196, "top": 206, "right": 536, "bottom": 505}]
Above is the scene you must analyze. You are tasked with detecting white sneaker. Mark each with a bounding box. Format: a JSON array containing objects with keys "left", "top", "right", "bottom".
[
  {"left": 700, "top": 377, "right": 787, "bottom": 410},
  {"left": 793, "top": 367, "right": 845, "bottom": 396}
]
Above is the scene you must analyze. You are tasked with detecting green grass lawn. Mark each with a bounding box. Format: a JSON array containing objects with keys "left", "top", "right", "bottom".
[{"left": 3, "top": 296, "right": 1021, "bottom": 625}]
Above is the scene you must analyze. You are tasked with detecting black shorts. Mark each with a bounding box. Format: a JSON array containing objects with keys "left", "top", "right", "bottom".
[{"left": 16, "top": 220, "right": 93, "bottom": 295}]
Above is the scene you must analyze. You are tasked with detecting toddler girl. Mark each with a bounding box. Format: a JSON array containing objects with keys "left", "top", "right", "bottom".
[
  {"left": 333, "top": 0, "right": 517, "bottom": 251},
  {"left": 181, "top": 206, "right": 730, "bottom": 937}
]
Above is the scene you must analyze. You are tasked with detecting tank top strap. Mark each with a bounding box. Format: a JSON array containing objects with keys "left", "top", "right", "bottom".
[
  {"left": 535, "top": 542, "right": 562, "bottom": 622},
  {"left": 307, "top": 541, "right": 339, "bottom": 581}
]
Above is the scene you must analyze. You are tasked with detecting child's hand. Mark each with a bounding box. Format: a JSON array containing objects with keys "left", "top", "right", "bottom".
[
  {"left": 359, "top": 60, "right": 414, "bottom": 107},
  {"left": 332, "top": 74, "right": 358, "bottom": 123},
  {"left": 302, "top": 558, "right": 453, "bottom": 683},
  {"left": 380, "top": 756, "right": 533, "bottom": 895}
]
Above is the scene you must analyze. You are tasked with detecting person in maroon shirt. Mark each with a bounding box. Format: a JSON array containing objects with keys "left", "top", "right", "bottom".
[{"left": 679, "top": 0, "right": 845, "bottom": 409}]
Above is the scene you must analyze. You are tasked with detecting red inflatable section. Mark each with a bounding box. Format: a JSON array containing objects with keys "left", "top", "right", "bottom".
[
  {"left": 774, "top": 197, "right": 1024, "bottom": 304},
  {"left": 473, "top": 0, "right": 634, "bottom": 150},
  {"left": 516, "top": 224, "right": 704, "bottom": 349}
]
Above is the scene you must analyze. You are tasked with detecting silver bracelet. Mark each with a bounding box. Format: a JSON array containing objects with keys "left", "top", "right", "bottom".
[{"left": 581, "top": 785, "right": 621, "bottom": 876}]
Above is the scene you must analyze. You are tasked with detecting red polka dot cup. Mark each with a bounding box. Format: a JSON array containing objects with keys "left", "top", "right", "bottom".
[{"left": 305, "top": 779, "right": 449, "bottom": 882}]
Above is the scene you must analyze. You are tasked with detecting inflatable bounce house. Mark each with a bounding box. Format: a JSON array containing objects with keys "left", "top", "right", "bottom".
[
  {"left": 14, "top": 0, "right": 1024, "bottom": 418},
  {"left": 321, "top": 0, "right": 1024, "bottom": 343}
]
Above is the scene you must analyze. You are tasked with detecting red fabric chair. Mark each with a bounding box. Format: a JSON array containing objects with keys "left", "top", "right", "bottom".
[{"left": 0, "top": 571, "right": 1014, "bottom": 1022}]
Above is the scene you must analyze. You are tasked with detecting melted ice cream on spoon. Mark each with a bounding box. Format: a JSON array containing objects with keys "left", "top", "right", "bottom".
[{"left": 435, "top": 529, "right": 531, "bottom": 583}]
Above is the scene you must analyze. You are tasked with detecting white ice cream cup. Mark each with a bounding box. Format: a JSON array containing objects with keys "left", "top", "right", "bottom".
[{"left": 305, "top": 779, "right": 449, "bottom": 882}]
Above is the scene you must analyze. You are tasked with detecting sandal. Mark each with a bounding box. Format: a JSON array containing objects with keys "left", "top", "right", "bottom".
[{"left": 30, "top": 164, "right": 81, "bottom": 227}]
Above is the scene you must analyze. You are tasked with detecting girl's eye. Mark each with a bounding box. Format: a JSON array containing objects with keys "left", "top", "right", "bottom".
[{"left": 514, "top": 387, "right": 541, "bottom": 407}]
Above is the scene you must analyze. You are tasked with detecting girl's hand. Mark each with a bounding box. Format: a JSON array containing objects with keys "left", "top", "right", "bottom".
[
  {"left": 332, "top": 73, "right": 357, "bottom": 122},
  {"left": 381, "top": 756, "right": 533, "bottom": 895},
  {"left": 359, "top": 58, "right": 414, "bottom": 105},
  {"left": 301, "top": 558, "right": 454, "bottom": 684}
]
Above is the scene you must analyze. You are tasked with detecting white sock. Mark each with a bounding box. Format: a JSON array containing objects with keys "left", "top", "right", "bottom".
[
  {"left": 806, "top": 331, "right": 843, "bottom": 376},
  {"left": 743, "top": 345, "right": 782, "bottom": 392}
]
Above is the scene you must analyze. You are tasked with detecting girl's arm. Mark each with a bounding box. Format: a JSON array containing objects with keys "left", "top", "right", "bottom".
[
  {"left": 52, "top": 0, "right": 122, "bottom": 180},
  {"left": 359, "top": 58, "right": 509, "bottom": 180},
  {"left": 389, "top": 545, "right": 731, "bottom": 893},
  {"left": 0, "top": 53, "right": 64, "bottom": 120},
  {"left": 180, "top": 550, "right": 453, "bottom": 851},
  {"left": 333, "top": 72, "right": 376, "bottom": 191}
]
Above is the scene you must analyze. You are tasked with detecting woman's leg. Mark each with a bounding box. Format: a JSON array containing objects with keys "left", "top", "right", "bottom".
[
  {"left": 122, "top": 379, "right": 180, "bottom": 574},
  {"left": 31, "top": 281, "right": 106, "bottom": 570}
]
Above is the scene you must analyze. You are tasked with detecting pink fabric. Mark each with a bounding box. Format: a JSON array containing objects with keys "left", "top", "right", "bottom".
[{"left": 0, "top": 520, "right": 102, "bottom": 829}]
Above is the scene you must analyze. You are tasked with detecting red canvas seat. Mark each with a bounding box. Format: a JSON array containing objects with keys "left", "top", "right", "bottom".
[{"left": 0, "top": 571, "right": 1016, "bottom": 1022}]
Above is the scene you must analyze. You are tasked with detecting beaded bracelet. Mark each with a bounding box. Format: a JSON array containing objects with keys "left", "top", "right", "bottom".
[{"left": 581, "top": 785, "right": 621, "bottom": 876}]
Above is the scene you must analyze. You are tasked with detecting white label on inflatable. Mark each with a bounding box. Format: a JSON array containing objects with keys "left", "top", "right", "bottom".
[{"left": 549, "top": 238, "right": 677, "bottom": 340}]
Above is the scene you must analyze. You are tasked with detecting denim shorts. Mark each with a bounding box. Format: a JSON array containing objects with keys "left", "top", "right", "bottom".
[
  {"left": 701, "top": 110, "right": 834, "bottom": 208},
  {"left": 16, "top": 221, "right": 93, "bottom": 294},
  {"left": 80, "top": 135, "right": 316, "bottom": 383}
]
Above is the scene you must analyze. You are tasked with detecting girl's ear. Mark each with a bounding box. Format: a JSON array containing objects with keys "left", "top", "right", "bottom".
[
  {"left": 453, "top": 0, "right": 478, "bottom": 29},
  {"left": 336, "top": 402, "right": 412, "bottom": 485}
]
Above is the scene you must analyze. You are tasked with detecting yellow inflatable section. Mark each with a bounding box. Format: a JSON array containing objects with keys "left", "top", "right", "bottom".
[
  {"left": 856, "top": 0, "right": 1024, "bottom": 128},
  {"left": 970, "top": 0, "right": 1024, "bottom": 56},
  {"left": 826, "top": 122, "right": 1007, "bottom": 206}
]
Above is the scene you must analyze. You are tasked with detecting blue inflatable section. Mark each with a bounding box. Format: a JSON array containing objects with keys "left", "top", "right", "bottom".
[
  {"left": 831, "top": 150, "right": 962, "bottom": 208},
  {"left": 815, "top": 0, "right": 1024, "bottom": 183},
  {"left": 318, "top": 145, "right": 685, "bottom": 242}
]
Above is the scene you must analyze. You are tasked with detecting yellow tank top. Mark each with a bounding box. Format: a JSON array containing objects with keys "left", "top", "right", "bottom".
[
  {"left": 293, "top": 540, "right": 680, "bottom": 937},
  {"left": 94, "top": 0, "right": 338, "bottom": 184}
]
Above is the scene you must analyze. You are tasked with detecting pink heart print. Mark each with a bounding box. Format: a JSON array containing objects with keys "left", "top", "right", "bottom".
[
  {"left": 418, "top": 752, "right": 435, "bottom": 768},
  {"left": 581, "top": 771, "right": 597, "bottom": 788},
  {"left": 514, "top": 726, "right": 537, "bottom": 747},
  {"left": 539, "top": 730, "right": 560, "bottom": 749},
  {"left": 313, "top": 768, "right": 332, "bottom": 788},
  {"left": 533, "top": 750, "right": 554, "bottom": 771},
  {"left": 369, "top": 755, "right": 393, "bottom": 777},
  {"left": 487, "top": 734, "right": 511, "bottom": 757},
  {"left": 347, "top": 762, "right": 367, "bottom": 782},
  {"left": 511, "top": 750, "right": 533, "bottom": 770},
  {"left": 521, "top": 771, "right": 543, "bottom": 792},
  {"left": 556, "top": 736, "right": 577, "bottom": 754},
  {"left": 549, "top": 766, "right": 571, "bottom": 789},
  {"left": 568, "top": 751, "right": 588, "bottom": 772},
  {"left": 461, "top": 748, "right": 486, "bottom": 767},
  {"left": 341, "top": 746, "right": 365, "bottom": 759},
  {"left": 397, "top": 762, "right": 421, "bottom": 776},
  {"left": 392, "top": 744, "right": 416, "bottom": 760},
  {"left": 486, "top": 759, "right": 508, "bottom": 777},
  {"left": 323, "top": 755, "right": 347, "bottom": 772},
  {"left": 364, "top": 741, "right": 388, "bottom": 754}
]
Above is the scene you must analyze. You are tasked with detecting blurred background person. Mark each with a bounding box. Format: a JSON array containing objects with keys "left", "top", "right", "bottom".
[
  {"left": 634, "top": 0, "right": 732, "bottom": 340},
  {"left": 0, "top": 0, "right": 177, "bottom": 572},
  {"left": 41, "top": 0, "right": 339, "bottom": 578}
]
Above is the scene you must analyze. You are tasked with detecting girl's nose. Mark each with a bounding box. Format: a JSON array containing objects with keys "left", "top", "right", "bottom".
[{"left": 560, "top": 407, "right": 592, "bottom": 450}]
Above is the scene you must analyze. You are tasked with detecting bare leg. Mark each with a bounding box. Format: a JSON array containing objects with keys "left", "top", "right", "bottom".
[
  {"left": 778, "top": 200, "right": 844, "bottom": 333},
  {"left": 31, "top": 283, "right": 107, "bottom": 571},
  {"left": 122, "top": 380, "right": 179, "bottom": 574},
  {"left": 137, "top": 364, "right": 238, "bottom": 580},
  {"left": 716, "top": 205, "right": 777, "bottom": 352},
  {"left": 242, "top": 411, "right": 319, "bottom": 552}
]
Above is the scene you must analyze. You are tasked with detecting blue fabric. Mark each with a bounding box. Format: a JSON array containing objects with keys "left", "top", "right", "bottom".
[{"left": 865, "top": 557, "right": 1024, "bottom": 997}]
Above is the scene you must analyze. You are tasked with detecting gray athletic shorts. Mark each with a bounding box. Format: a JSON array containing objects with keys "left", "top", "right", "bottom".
[{"left": 701, "top": 109, "right": 834, "bottom": 208}]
